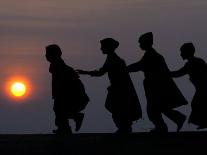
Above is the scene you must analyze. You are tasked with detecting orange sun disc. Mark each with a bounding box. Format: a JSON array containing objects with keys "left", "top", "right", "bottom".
[{"left": 10, "top": 82, "right": 26, "bottom": 97}]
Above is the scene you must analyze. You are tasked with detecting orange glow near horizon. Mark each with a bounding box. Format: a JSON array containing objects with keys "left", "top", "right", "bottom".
[{"left": 6, "top": 76, "right": 31, "bottom": 100}]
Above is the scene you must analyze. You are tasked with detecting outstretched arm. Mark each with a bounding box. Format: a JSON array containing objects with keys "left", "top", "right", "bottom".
[
  {"left": 76, "top": 70, "right": 92, "bottom": 75},
  {"left": 127, "top": 61, "right": 143, "bottom": 72},
  {"left": 76, "top": 68, "right": 106, "bottom": 77},
  {"left": 171, "top": 66, "right": 187, "bottom": 77}
]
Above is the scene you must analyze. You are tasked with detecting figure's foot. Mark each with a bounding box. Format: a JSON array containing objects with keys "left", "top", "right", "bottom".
[
  {"left": 177, "top": 115, "right": 186, "bottom": 132},
  {"left": 150, "top": 127, "right": 168, "bottom": 133},
  {"left": 53, "top": 128, "right": 72, "bottom": 135},
  {"left": 74, "top": 113, "right": 84, "bottom": 132}
]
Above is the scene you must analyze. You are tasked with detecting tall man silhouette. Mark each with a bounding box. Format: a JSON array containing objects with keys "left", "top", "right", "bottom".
[
  {"left": 45, "top": 44, "right": 89, "bottom": 134},
  {"left": 127, "top": 32, "right": 187, "bottom": 132}
]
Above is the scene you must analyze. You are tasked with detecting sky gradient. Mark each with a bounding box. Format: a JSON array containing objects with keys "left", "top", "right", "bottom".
[{"left": 0, "top": 0, "right": 207, "bottom": 133}]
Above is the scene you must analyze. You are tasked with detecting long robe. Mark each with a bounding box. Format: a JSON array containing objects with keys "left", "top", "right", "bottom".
[
  {"left": 49, "top": 59, "right": 89, "bottom": 116},
  {"left": 91, "top": 53, "right": 142, "bottom": 121},
  {"left": 128, "top": 48, "right": 188, "bottom": 111}
]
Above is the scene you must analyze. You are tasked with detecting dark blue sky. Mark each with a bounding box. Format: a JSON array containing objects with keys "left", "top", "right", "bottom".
[{"left": 0, "top": 0, "right": 207, "bottom": 133}]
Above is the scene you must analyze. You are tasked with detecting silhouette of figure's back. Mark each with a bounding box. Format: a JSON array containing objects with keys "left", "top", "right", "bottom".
[
  {"left": 127, "top": 32, "right": 187, "bottom": 132},
  {"left": 45, "top": 44, "right": 89, "bottom": 134},
  {"left": 171, "top": 43, "right": 207, "bottom": 129},
  {"left": 50, "top": 58, "right": 88, "bottom": 112}
]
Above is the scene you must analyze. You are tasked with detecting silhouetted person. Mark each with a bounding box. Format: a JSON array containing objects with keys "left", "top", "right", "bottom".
[
  {"left": 171, "top": 43, "right": 207, "bottom": 129},
  {"left": 127, "top": 32, "right": 187, "bottom": 132},
  {"left": 45, "top": 44, "right": 89, "bottom": 135},
  {"left": 77, "top": 38, "right": 142, "bottom": 133}
]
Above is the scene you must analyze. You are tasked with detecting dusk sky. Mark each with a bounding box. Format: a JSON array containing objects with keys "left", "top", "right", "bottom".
[{"left": 0, "top": 0, "right": 207, "bottom": 133}]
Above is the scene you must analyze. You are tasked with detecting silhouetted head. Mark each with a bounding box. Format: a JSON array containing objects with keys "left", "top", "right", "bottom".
[
  {"left": 100, "top": 38, "right": 119, "bottom": 54},
  {"left": 138, "top": 32, "right": 153, "bottom": 50},
  {"left": 180, "top": 43, "right": 195, "bottom": 60},
  {"left": 45, "top": 44, "right": 62, "bottom": 63}
]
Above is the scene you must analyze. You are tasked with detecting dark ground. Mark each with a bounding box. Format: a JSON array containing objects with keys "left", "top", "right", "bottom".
[{"left": 0, "top": 132, "right": 206, "bottom": 155}]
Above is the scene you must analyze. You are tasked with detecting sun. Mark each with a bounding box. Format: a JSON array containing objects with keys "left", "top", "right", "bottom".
[
  {"left": 10, "top": 82, "right": 27, "bottom": 97},
  {"left": 5, "top": 76, "right": 31, "bottom": 100}
]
